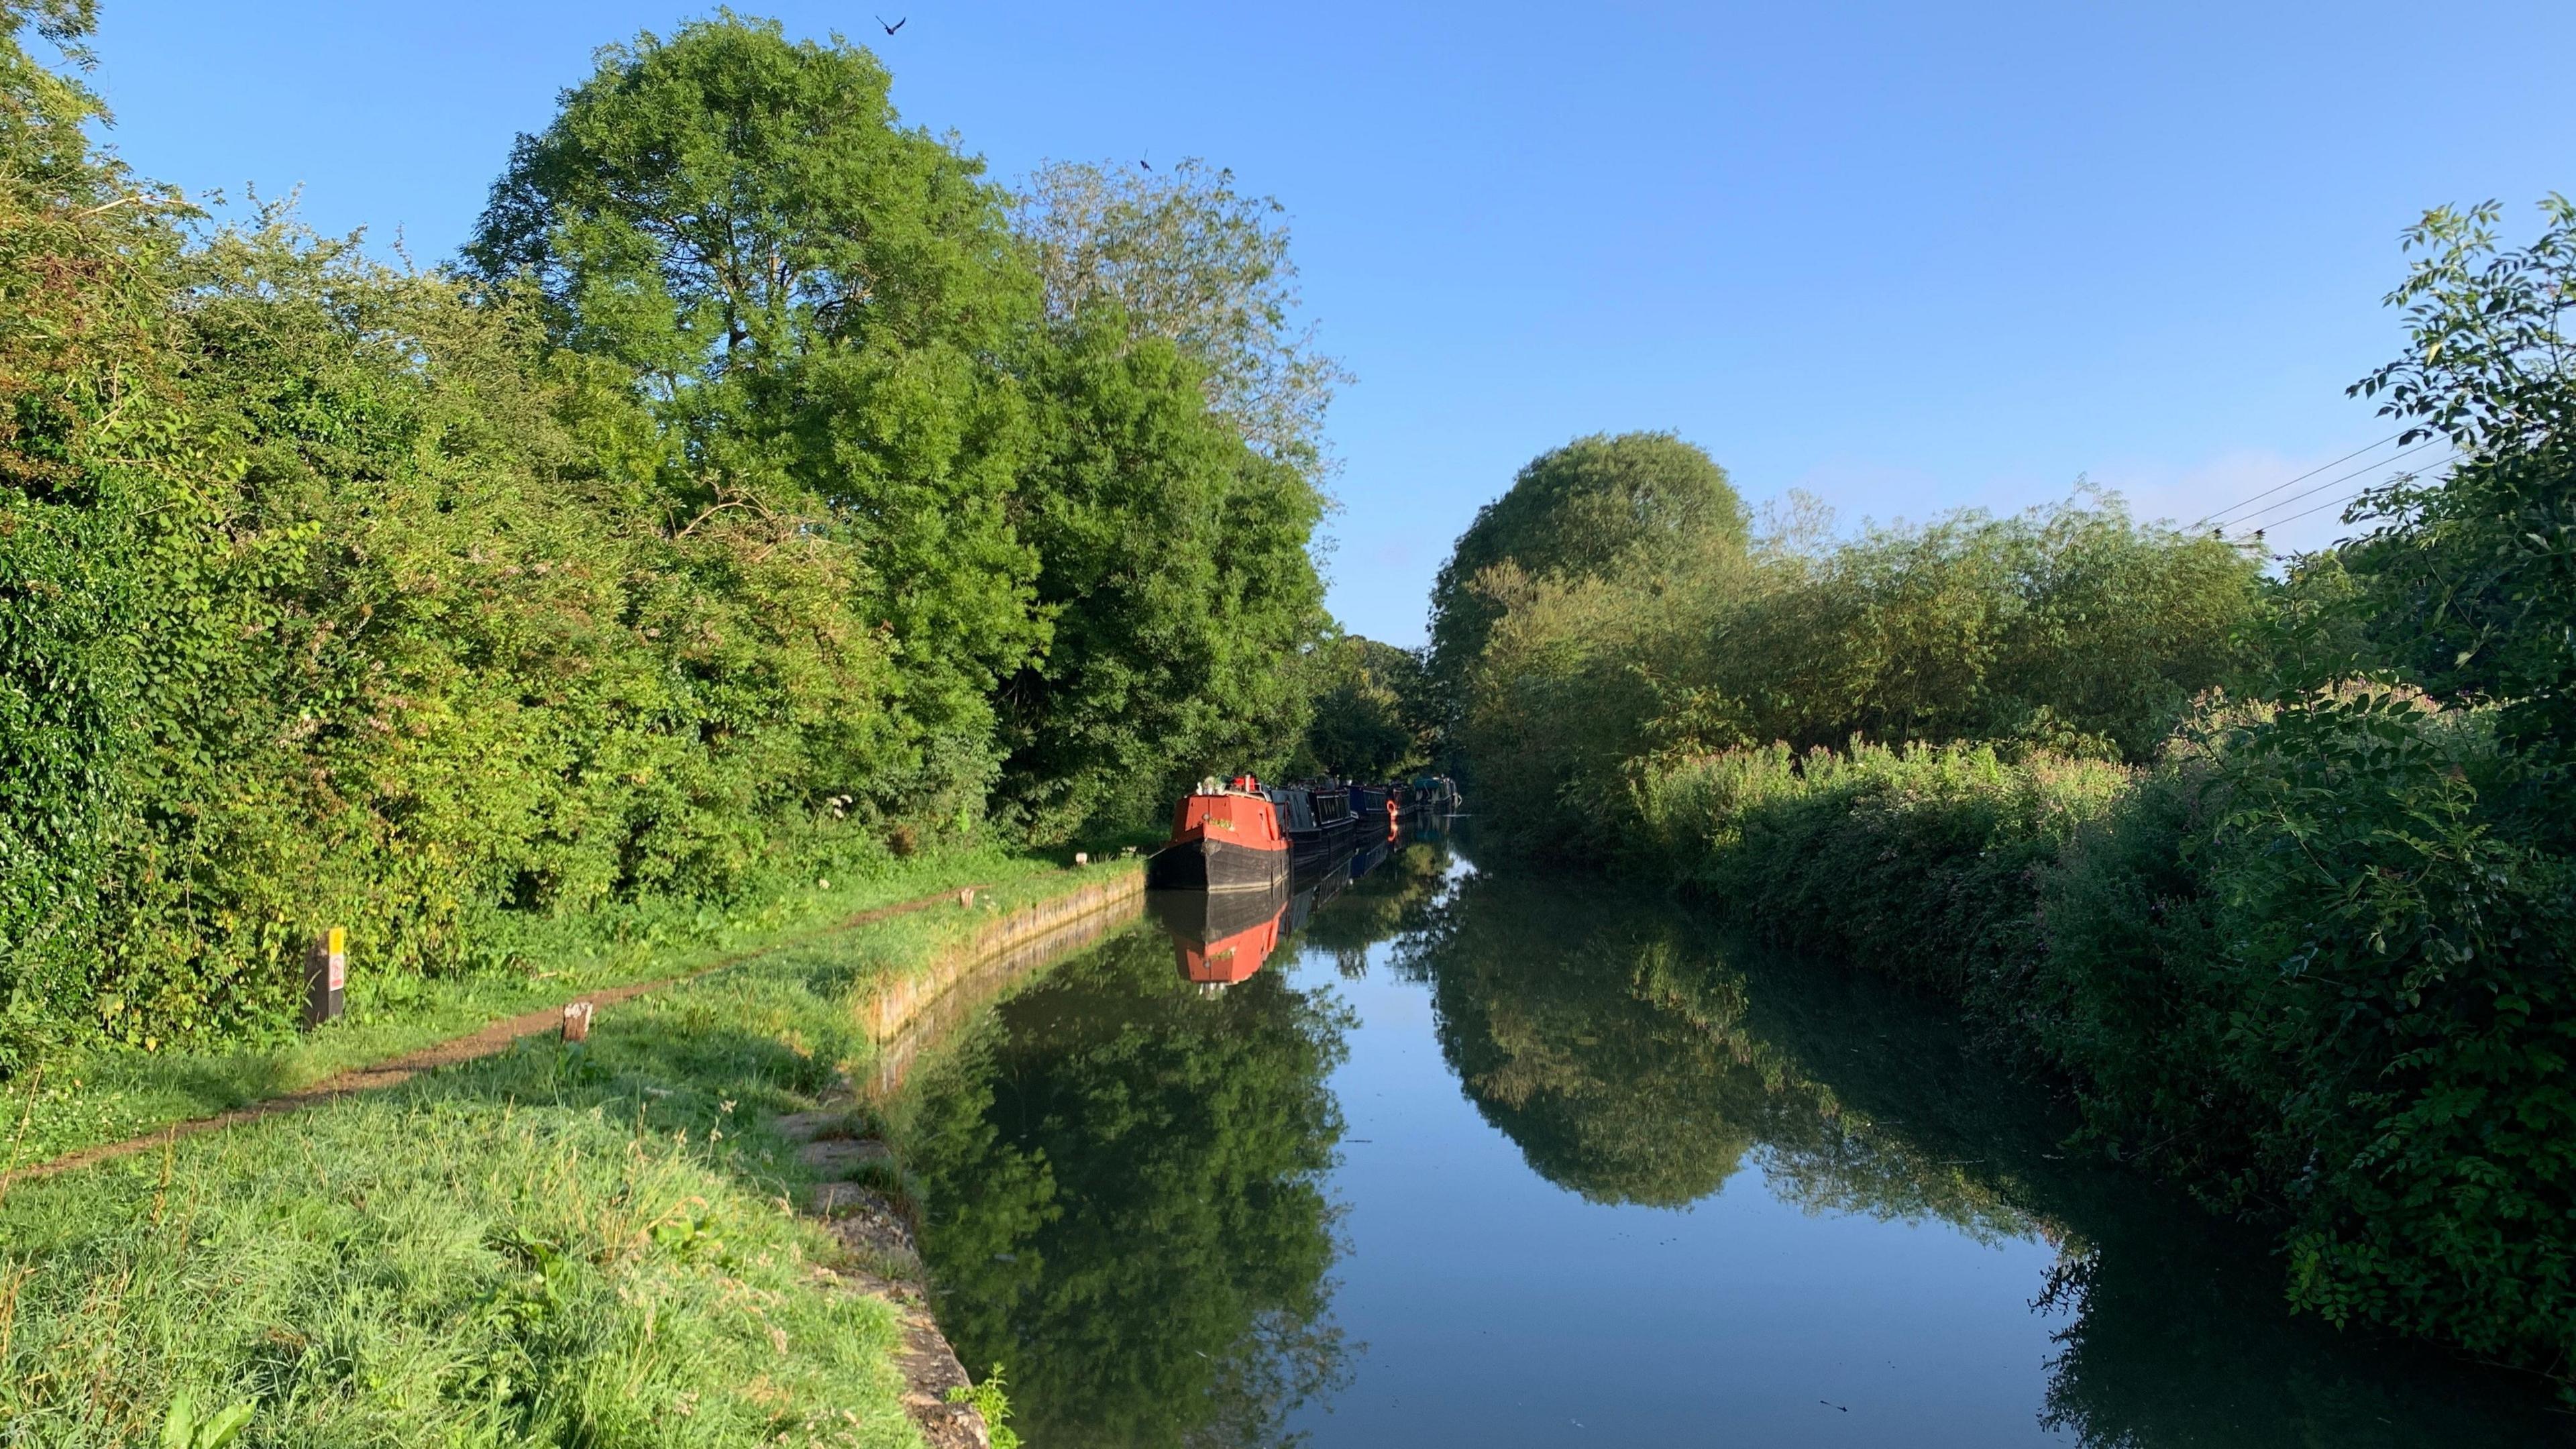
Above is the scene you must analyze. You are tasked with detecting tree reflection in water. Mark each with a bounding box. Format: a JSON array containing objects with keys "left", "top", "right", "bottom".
[
  {"left": 897, "top": 928, "right": 1356, "bottom": 1449},
  {"left": 1401, "top": 862, "right": 2563, "bottom": 1448},
  {"left": 898, "top": 837, "right": 2561, "bottom": 1448}
]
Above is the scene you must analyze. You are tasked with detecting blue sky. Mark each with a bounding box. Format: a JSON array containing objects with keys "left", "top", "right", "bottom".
[{"left": 81, "top": 1, "right": 2576, "bottom": 645}]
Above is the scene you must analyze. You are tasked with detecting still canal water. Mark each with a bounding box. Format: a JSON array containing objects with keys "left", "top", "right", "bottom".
[{"left": 892, "top": 830, "right": 2568, "bottom": 1446}]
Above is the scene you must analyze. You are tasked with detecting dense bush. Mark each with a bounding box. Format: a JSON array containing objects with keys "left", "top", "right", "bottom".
[
  {"left": 1610, "top": 700, "right": 2576, "bottom": 1383},
  {"left": 1454, "top": 489, "right": 2261, "bottom": 854},
  {"left": 1, "top": 2, "right": 189, "bottom": 1065},
  {"left": 2194, "top": 694, "right": 2571, "bottom": 1363},
  {"left": 1633, "top": 742, "right": 2128, "bottom": 996}
]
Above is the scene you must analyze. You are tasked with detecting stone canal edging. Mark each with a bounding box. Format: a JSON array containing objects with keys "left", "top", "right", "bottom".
[
  {"left": 784, "top": 860, "right": 1145, "bottom": 1448},
  {"left": 855, "top": 864, "right": 1146, "bottom": 1098}
]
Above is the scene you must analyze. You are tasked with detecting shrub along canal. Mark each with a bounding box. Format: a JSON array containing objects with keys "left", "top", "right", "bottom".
[{"left": 888, "top": 828, "right": 2567, "bottom": 1446}]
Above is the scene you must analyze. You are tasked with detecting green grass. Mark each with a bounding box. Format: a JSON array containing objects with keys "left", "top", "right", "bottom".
[
  {"left": 0, "top": 858, "right": 1126, "bottom": 1446},
  {"left": 0, "top": 847, "right": 1068, "bottom": 1169},
  {"left": 803, "top": 861, "right": 1144, "bottom": 997}
]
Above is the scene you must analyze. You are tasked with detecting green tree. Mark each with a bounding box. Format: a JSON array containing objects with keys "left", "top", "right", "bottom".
[
  {"left": 1014, "top": 158, "right": 1348, "bottom": 466},
  {"left": 1454, "top": 492, "right": 2257, "bottom": 852},
  {"left": 109, "top": 212, "right": 917, "bottom": 1020},
  {"left": 2339, "top": 197, "right": 2576, "bottom": 792},
  {"left": 3, "top": 7, "right": 1346, "bottom": 1069},
  {"left": 994, "top": 311, "right": 1326, "bottom": 840},
  {"left": 465, "top": 15, "right": 1044, "bottom": 826},
  {"left": 1427, "top": 431, "right": 1749, "bottom": 698},
  {"left": 1681, "top": 496, "right": 2262, "bottom": 761},
  {"left": 1294, "top": 634, "right": 1430, "bottom": 780}
]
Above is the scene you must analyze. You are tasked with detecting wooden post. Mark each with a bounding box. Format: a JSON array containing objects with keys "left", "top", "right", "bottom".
[
  {"left": 561, "top": 1001, "right": 594, "bottom": 1042},
  {"left": 304, "top": 927, "right": 345, "bottom": 1028}
]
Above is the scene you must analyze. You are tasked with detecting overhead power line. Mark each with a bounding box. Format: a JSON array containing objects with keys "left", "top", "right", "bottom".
[
  {"left": 2187, "top": 431, "right": 2405, "bottom": 531},
  {"left": 2257, "top": 488, "right": 2380, "bottom": 535},
  {"left": 2214, "top": 437, "right": 2452, "bottom": 536},
  {"left": 2223, "top": 448, "right": 2461, "bottom": 547}
]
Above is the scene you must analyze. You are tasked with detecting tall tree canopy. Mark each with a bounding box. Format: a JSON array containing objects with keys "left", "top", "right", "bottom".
[
  {"left": 998, "top": 163, "right": 1340, "bottom": 837},
  {"left": 1014, "top": 158, "right": 1347, "bottom": 467},
  {"left": 465, "top": 23, "right": 1334, "bottom": 843},
  {"left": 994, "top": 311, "right": 1326, "bottom": 840},
  {"left": 1, "top": 7, "right": 1340, "bottom": 1067},
  {"left": 1427, "top": 431, "right": 1749, "bottom": 691},
  {"left": 466, "top": 17, "right": 1044, "bottom": 822}
]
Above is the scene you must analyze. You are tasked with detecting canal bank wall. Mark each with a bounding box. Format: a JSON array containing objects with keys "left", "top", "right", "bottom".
[
  {"left": 792, "top": 860, "right": 1147, "bottom": 1446},
  {"left": 852, "top": 862, "right": 1144, "bottom": 1067}
]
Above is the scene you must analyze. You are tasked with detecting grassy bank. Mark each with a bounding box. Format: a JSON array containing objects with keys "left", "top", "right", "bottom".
[
  {"left": 1, "top": 847, "right": 1081, "bottom": 1170},
  {"left": 1632, "top": 741, "right": 2130, "bottom": 998},
  {"left": 0, "top": 858, "right": 1132, "bottom": 1444}
]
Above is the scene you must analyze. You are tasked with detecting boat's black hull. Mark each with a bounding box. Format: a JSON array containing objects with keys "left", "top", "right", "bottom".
[
  {"left": 1146, "top": 835, "right": 1290, "bottom": 892},
  {"left": 1287, "top": 818, "right": 1359, "bottom": 854}
]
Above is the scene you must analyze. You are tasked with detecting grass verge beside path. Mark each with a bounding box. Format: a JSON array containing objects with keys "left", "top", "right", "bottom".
[
  {"left": 0, "top": 847, "right": 1061, "bottom": 1175},
  {"left": 0, "top": 859, "right": 1132, "bottom": 1446}
]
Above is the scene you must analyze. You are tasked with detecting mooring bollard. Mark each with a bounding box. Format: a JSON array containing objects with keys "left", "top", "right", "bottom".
[
  {"left": 561, "top": 1001, "right": 594, "bottom": 1042},
  {"left": 304, "top": 926, "right": 346, "bottom": 1028}
]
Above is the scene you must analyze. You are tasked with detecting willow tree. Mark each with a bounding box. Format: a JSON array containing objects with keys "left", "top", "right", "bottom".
[{"left": 1014, "top": 158, "right": 1348, "bottom": 468}]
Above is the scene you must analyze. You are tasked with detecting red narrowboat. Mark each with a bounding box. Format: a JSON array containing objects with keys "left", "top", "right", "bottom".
[{"left": 1144, "top": 775, "right": 1291, "bottom": 892}]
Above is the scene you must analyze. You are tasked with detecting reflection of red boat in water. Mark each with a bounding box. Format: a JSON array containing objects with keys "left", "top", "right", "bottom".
[
  {"left": 1144, "top": 771, "right": 1442, "bottom": 989},
  {"left": 1146, "top": 827, "right": 1405, "bottom": 990},
  {"left": 1148, "top": 877, "right": 1293, "bottom": 990}
]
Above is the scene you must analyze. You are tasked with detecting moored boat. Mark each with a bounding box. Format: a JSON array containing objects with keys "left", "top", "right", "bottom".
[
  {"left": 1291, "top": 783, "right": 1357, "bottom": 853},
  {"left": 1144, "top": 776, "right": 1291, "bottom": 892},
  {"left": 1409, "top": 774, "right": 1462, "bottom": 814}
]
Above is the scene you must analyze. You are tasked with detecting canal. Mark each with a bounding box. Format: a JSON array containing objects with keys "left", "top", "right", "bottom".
[{"left": 888, "top": 828, "right": 2569, "bottom": 1446}]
